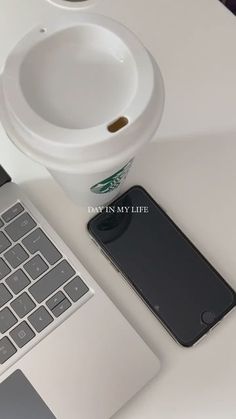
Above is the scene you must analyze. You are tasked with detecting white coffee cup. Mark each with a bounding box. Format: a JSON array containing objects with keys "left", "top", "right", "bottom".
[{"left": 0, "top": 13, "right": 164, "bottom": 206}]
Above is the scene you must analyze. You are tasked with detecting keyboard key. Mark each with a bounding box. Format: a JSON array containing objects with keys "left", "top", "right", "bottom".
[
  {"left": 0, "top": 307, "right": 17, "bottom": 333},
  {"left": 6, "top": 270, "right": 30, "bottom": 295},
  {"left": 52, "top": 297, "right": 71, "bottom": 318},
  {"left": 0, "top": 337, "right": 17, "bottom": 364},
  {"left": 10, "top": 321, "right": 35, "bottom": 348},
  {"left": 2, "top": 203, "right": 24, "bottom": 223},
  {"left": 28, "top": 306, "right": 53, "bottom": 333},
  {"left": 0, "top": 219, "right": 3, "bottom": 228},
  {"left": 22, "top": 228, "right": 62, "bottom": 265},
  {"left": 64, "top": 276, "right": 89, "bottom": 302},
  {"left": 0, "top": 258, "right": 11, "bottom": 280},
  {"left": 4, "top": 244, "right": 29, "bottom": 269},
  {"left": 29, "top": 260, "right": 75, "bottom": 303},
  {"left": 0, "top": 284, "right": 12, "bottom": 308},
  {"left": 24, "top": 255, "right": 48, "bottom": 280},
  {"left": 0, "top": 232, "right": 11, "bottom": 253},
  {"left": 5, "top": 213, "right": 36, "bottom": 242},
  {"left": 46, "top": 291, "right": 65, "bottom": 311},
  {"left": 11, "top": 292, "right": 36, "bottom": 318}
]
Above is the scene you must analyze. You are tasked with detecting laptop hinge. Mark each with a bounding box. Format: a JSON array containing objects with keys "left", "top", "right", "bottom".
[{"left": 0, "top": 165, "right": 11, "bottom": 187}]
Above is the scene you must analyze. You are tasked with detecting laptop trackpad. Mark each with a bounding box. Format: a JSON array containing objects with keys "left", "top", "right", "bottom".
[{"left": 0, "top": 370, "right": 56, "bottom": 419}]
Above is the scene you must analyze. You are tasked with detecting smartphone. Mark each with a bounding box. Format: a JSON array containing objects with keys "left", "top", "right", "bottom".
[{"left": 88, "top": 186, "right": 236, "bottom": 347}]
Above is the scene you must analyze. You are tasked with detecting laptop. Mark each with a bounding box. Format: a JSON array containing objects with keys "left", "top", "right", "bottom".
[{"left": 0, "top": 165, "right": 160, "bottom": 419}]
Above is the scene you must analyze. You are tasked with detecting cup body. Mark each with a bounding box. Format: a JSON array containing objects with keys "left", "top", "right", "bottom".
[{"left": 50, "top": 159, "right": 133, "bottom": 207}]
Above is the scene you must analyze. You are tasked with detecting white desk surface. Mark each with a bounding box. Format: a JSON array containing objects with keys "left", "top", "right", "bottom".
[{"left": 1, "top": 1, "right": 236, "bottom": 418}]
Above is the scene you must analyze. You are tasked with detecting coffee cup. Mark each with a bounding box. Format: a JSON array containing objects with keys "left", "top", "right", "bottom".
[{"left": 0, "top": 13, "right": 164, "bottom": 206}]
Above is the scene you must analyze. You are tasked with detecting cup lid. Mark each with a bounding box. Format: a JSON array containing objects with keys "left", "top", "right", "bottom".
[{"left": 1, "top": 13, "right": 164, "bottom": 173}]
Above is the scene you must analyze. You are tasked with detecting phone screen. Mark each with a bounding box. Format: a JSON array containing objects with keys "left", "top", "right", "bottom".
[{"left": 88, "top": 186, "right": 235, "bottom": 346}]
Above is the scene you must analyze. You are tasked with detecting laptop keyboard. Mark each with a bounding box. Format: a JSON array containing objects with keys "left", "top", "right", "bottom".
[{"left": 0, "top": 202, "right": 91, "bottom": 366}]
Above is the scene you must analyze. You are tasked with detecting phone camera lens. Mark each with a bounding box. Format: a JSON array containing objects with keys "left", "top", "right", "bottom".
[{"left": 201, "top": 311, "right": 216, "bottom": 325}]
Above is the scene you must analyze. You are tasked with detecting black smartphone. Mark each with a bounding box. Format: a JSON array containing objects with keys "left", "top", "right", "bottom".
[{"left": 88, "top": 186, "right": 236, "bottom": 347}]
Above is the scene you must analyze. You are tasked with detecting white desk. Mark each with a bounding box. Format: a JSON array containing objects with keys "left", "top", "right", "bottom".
[{"left": 1, "top": 1, "right": 236, "bottom": 418}]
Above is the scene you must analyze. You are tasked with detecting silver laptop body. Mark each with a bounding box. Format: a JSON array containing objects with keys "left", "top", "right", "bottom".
[{"left": 0, "top": 172, "right": 160, "bottom": 419}]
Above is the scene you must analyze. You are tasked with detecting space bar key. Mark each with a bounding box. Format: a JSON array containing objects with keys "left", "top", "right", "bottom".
[{"left": 29, "top": 260, "right": 75, "bottom": 303}]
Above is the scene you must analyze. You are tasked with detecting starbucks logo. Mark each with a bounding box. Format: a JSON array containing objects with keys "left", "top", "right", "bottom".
[{"left": 90, "top": 160, "right": 133, "bottom": 194}]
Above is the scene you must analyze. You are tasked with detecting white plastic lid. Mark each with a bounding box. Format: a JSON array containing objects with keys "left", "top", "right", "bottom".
[{"left": 1, "top": 13, "right": 164, "bottom": 174}]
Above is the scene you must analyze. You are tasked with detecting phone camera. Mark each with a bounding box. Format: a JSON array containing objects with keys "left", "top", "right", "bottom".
[{"left": 201, "top": 311, "right": 216, "bottom": 325}]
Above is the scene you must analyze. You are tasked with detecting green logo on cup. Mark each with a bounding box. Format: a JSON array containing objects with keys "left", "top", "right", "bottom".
[{"left": 90, "top": 160, "right": 133, "bottom": 194}]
